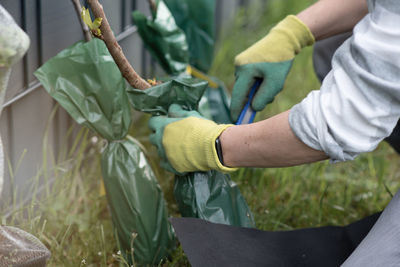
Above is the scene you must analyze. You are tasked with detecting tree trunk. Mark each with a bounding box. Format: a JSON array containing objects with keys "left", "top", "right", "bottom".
[{"left": 87, "top": 0, "right": 151, "bottom": 90}]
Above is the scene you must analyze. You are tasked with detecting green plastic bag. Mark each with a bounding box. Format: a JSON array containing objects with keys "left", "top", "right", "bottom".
[
  {"left": 128, "top": 77, "right": 206, "bottom": 115},
  {"left": 164, "top": 0, "right": 215, "bottom": 73},
  {"left": 174, "top": 171, "right": 254, "bottom": 226},
  {"left": 133, "top": 0, "right": 217, "bottom": 75},
  {"left": 132, "top": 0, "right": 216, "bottom": 74},
  {"left": 131, "top": 1, "right": 253, "bottom": 227},
  {"left": 198, "top": 79, "right": 232, "bottom": 124},
  {"left": 204, "top": 85, "right": 232, "bottom": 124},
  {"left": 128, "top": 78, "right": 255, "bottom": 227},
  {"left": 132, "top": 1, "right": 231, "bottom": 124},
  {"left": 133, "top": 1, "right": 189, "bottom": 75},
  {"left": 35, "top": 39, "right": 175, "bottom": 265}
]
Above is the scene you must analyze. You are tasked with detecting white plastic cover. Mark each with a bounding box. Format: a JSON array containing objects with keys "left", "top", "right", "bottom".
[{"left": 0, "top": 4, "right": 30, "bottom": 195}]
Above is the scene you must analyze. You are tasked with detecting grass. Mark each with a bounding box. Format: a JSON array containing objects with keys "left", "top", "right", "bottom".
[
  {"left": 2, "top": 126, "right": 119, "bottom": 266},
  {"left": 2, "top": 0, "right": 400, "bottom": 266}
]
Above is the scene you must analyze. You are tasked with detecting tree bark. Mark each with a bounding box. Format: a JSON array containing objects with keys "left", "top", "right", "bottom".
[
  {"left": 71, "top": 0, "right": 92, "bottom": 42},
  {"left": 148, "top": 0, "right": 157, "bottom": 13},
  {"left": 87, "top": 0, "right": 151, "bottom": 90}
]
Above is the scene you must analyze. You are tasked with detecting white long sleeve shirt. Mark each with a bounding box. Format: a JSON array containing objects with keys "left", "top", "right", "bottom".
[{"left": 289, "top": 0, "right": 400, "bottom": 162}]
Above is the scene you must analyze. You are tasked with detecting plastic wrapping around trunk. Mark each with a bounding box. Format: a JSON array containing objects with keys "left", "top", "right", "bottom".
[
  {"left": 199, "top": 80, "right": 232, "bottom": 124},
  {"left": 134, "top": 0, "right": 216, "bottom": 73},
  {"left": 102, "top": 138, "right": 175, "bottom": 264},
  {"left": 132, "top": 1, "right": 231, "bottom": 124},
  {"left": 127, "top": 76, "right": 207, "bottom": 115},
  {"left": 164, "top": 0, "right": 216, "bottom": 73},
  {"left": 35, "top": 38, "right": 175, "bottom": 265},
  {"left": 128, "top": 79, "right": 255, "bottom": 228},
  {"left": 0, "top": 226, "right": 51, "bottom": 267},
  {"left": 132, "top": 0, "right": 189, "bottom": 75}
]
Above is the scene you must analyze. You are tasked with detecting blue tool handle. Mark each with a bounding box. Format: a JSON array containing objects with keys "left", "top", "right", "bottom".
[{"left": 236, "top": 79, "right": 262, "bottom": 125}]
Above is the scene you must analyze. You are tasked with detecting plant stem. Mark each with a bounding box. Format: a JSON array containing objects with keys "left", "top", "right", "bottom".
[
  {"left": 147, "top": 0, "right": 157, "bottom": 13},
  {"left": 70, "top": 0, "right": 92, "bottom": 42},
  {"left": 87, "top": 0, "right": 151, "bottom": 90}
]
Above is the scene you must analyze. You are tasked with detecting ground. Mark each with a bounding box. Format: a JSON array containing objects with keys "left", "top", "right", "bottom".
[{"left": 2, "top": 0, "right": 400, "bottom": 266}]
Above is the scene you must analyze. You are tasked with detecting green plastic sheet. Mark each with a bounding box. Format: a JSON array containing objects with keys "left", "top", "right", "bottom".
[
  {"left": 165, "top": 0, "right": 216, "bottom": 72},
  {"left": 200, "top": 80, "right": 232, "bottom": 124},
  {"left": 174, "top": 171, "right": 254, "bottom": 226},
  {"left": 132, "top": 0, "right": 231, "bottom": 124},
  {"left": 35, "top": 38, "right": 175, "bottom": 265},
  {"left": 131, "top": 0, "right": 252, "bottom": 227},
  {"left": 132, "top": 1, "right": 189, "bottom": 75},
  {"left": 128, "top": 78, "right": 255, "bottom": 227},
  {"left": 133, "top": 0, "right": 215, "bottom": 73},
  {"left": 127, "top": 77, "right": 206, "bottom": 115}
]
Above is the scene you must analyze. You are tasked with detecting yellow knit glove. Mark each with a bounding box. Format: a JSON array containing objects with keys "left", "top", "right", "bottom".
[
  {"left": 231, "top": 15, "right": 314, "bottom": 121},
  {"left": 235, "top": 15, "right": 314, "bottom": 64},
  {"left": 149, "top": 104, "right": 237, "bottom": 174}
]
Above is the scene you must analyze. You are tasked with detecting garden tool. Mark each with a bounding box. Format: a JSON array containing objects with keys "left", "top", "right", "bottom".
[{"left": 236, "top": 79, "right": 262, "bottom": 125}]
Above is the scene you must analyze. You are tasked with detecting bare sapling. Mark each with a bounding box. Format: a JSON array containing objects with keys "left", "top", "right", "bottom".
[{"left": 85, "top": 0, "right": 151, "bottom": 90}]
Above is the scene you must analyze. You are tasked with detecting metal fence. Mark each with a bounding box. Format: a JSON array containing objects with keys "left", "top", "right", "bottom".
[{"left": 0, "top": 0, "right": 249, "bottom": 210}]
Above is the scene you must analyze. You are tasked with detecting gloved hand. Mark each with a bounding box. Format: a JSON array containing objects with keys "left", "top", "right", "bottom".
[
  {"left": 230, "top": 15, "right": 314, "bottom": 121},
  {"left": 148, "top": 104, "right": 237, "bottom": 174}
]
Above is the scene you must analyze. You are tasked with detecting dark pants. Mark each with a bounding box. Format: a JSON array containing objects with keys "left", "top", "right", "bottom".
[{"left": 313, "top": 33, "right": 400, "bottom": 154}]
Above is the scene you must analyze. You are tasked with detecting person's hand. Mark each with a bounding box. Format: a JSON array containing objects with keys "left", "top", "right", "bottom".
[
  {"left": 148, "top": 104, "right": 237, "bottom": 174},
  {"left": 230, "top": 15, "right": 314, "bottom": 122}
]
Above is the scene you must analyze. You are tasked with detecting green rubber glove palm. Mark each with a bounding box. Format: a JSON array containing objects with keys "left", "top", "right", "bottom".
[
  {"left": 149, "top": 104, "right": 236, "bottom": 175},
  {"left": 230, "top": 15, "right": 314, "bottom": 121}
]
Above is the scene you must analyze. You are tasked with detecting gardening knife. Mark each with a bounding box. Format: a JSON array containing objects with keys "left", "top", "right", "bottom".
[{"left": 236, "top": 79, "right": 262, "bottom": 125}]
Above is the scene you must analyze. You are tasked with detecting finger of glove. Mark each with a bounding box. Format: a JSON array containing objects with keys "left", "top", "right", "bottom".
[
  {"left": 148, "top": 116, "right": 168, "bottom": 132},
  {"left": 148, "top": 117, "right": 181, "bottom": 174},
  {"left": 168, "top": 104, "right": 202, "bottom": 119},
  {"left": 230, "top": 75, "right": 257, "bottom": 122},
  {"left": 168, "top": 104, "right": 185, "bottom": 117},
  {"left": 149, "top": 132, "right": 164, "bottom": 157},
  {"left": 252, "top": 64, "right": 289, "bottom": 111},
  {"left": 148, "top": 133, "right": 159, "bottom": 147},
  {"left": 149, "top": 133, "right": 168, "bottom": 166},
  {"left": 251, "top": 80, "right": 276, "bottom": 111}
]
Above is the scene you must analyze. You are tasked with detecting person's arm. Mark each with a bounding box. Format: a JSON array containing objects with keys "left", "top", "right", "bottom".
[
  {"left": 297, "top": 0, "right": 368, "bottom": 40},
  {"left": 223, "top": 0, "right": 400, "bottom": 168},
  {"left": 220, "top": 111, "right": 328, "bottom": 168},
  {"left": 230, "top": 0, "right": 368, "bottom": 122}
]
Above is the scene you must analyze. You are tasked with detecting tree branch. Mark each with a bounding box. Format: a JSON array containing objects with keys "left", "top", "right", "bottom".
[
  {"left": 71, "top": 0, "right": 92, "bottom": 42},
  {"left": 147, "top": 0, "right": 157, "bottom": 13},
  {"left": 87, "top": 0, "right": 151, "bottom": 90}
]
